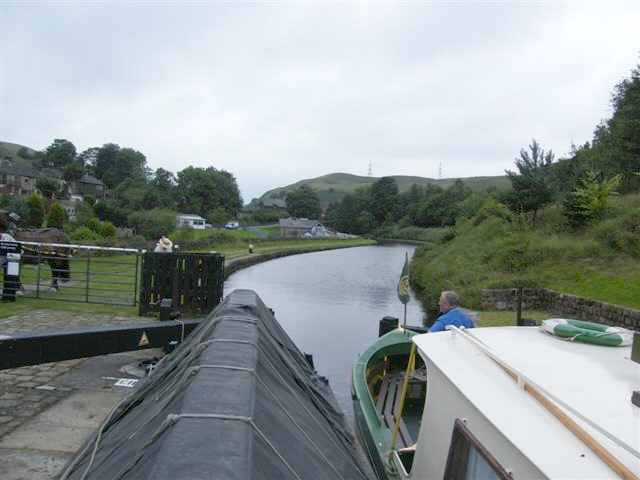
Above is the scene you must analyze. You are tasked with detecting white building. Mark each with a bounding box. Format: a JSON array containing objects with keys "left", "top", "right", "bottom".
[{"left": 176, "top": 213, "right": 206, "bottom": 230}]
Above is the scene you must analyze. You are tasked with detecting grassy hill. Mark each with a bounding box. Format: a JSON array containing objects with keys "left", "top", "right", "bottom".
[
  {"left": 410, "top": 193, "right": 640, "bottom": 313},
  {"left": 258, "top": 172, "right": 510, "bottom": 208},
  {"left": 0, "top": 141, "right": 38, "bottom": 164}
]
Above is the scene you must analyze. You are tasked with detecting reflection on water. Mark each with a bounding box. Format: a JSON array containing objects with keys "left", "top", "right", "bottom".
[{"left": 224, "top": 244, "right": 426, "bottom": 425}]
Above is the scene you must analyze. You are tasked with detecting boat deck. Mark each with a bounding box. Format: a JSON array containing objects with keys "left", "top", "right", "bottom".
[{"left": 375, "top": 373, "right": 424, "bottom": 449}]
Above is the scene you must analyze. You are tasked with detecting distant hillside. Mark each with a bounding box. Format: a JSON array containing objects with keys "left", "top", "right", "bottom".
[
  {"left": 0, "top": 141, "right": 38, "bottom": 165},
  {"left": 258, "top": 172, "right": 510, "bottom": 208}
]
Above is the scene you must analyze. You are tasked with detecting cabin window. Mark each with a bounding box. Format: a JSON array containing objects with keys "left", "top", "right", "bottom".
[{"left": 444, "top": 419, "right": 511, "bottom": 480}]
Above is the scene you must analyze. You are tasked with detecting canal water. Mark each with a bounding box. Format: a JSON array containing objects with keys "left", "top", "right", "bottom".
[{"left": 224, "top": 243, "right": 426, "bottom": 425}]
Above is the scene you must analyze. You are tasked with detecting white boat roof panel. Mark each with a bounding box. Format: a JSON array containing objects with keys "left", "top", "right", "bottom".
[{"left": 413, "top": 326, "right": 640, "bottom": 478}]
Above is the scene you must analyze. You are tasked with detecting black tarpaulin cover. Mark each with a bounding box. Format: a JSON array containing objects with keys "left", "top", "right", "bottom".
[{"left": 58, "top": 289, "right": 369, "bottom": 480}]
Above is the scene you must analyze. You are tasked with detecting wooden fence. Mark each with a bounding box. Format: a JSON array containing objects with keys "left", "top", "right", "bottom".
[{"left": 139, "top": 252, "right": 225, "bottom": 316}]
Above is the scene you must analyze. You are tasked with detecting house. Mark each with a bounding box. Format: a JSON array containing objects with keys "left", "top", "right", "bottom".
[
  {"left": 279, "top": 218, "right": 329, "bottom": 238},
  {"left": 260, "top": 197, "right": 287, "bottom": 210},
  {"left": 73, "top": 174, "right": 105, "bottom": 200},
  {"left": 58, "top": 199, "right": 76, "bottom": 219},
  {"left": 0, "top": 160, "right": 42, "bottom": 196},
  {"left": 176, "top": 213, "right": 206, "bottom": 230}
]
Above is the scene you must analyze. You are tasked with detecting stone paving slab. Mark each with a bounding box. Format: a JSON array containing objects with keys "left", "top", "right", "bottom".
[{"left": 0, "top": 310, "right": 146, "bottom": 440}]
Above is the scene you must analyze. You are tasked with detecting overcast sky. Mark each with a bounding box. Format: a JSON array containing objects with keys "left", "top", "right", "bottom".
[{"left": 1, "top": 1, "right": 638, "bottom": 202}]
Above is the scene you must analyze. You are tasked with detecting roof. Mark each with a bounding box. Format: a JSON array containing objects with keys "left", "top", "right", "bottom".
[
  {"left": 412, "top": 326, "right": 640, "bottom": 478},
  {"left": 0, "top": 162, "right": 42, "bottom": 178},
  {"left": 40, "top": 168, "right": 63, "bottom": 179},
  {"left": 177, "top": 213, "right": 205, "bottom": 220},
  {"left": 279, "top": 217, "right": 322, "bottom": 229},
  {"left": 79, "top": 174, "right": 104, "bottom": 185},
  {"left": 60, "top": 290, "right": 368, "bottom": 479}
]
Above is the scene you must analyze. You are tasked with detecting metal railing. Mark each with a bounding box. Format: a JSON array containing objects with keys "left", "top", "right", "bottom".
[{"left": 3, "top": 241, "right": 144, "bottom": 307}]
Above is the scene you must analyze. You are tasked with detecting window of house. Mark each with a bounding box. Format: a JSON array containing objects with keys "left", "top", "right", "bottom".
[{"left": 443, "top": 419, "right": 511, "bottom": 480}]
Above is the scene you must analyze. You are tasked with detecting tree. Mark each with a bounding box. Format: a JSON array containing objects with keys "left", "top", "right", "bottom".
[
  {"left": 207, "top": 207, "right": 229, "bottom": 227},
  {"left": 36, "top": 176, "right": 61, "bottom": 199},
  {"left": 94, "top": 143, "right": 120, "bottom": 182},
  {"left": 564, "top": 169, "right": 622, "bottom": 226},
  {"left": 325, "top": 186, "right": 372, "bottom": 233},
  {"left": 370, "top": 177, "right": 399, "bottom": 225},
  {"left": 176, "top": 166, "right": 243, "bottom": 217},
  {"left": 47, "top": 203, "right": 68, "bottom": 229},
  {"left": 285, "top": 185, "right": 322, "bottom": 218},
  {"left": 505, "top": 139, "right": 555, "bottom": 225},
  {"left": 25, "top": 194, "right": 45, "bottom": 227},
  {"left": 128, "top": 208, "right": 177, "bottom": 239},
  {"left": 63, "top": 160, "right": 85, "bottom": 182},
  {"left": 102, "top": 148, "right": 148, "bottom": 188},
  {"left": 151, "top": 168, "right": 177, "bottom": 208},
  {"left": 42, "top": 139, "right": 76, "bottom": 169}
]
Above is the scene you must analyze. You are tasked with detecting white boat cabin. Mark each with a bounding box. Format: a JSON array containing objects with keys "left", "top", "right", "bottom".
[{"left": 395, "top": 326, "right": 639, "bottom": 479}]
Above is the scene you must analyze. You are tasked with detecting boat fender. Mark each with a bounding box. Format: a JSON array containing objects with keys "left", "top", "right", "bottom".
[{"left": 541, "top": 318, "right": 633, "bottom": 346}]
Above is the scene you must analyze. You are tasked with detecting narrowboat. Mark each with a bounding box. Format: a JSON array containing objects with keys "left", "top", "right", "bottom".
[
  {"left": 59, "top": 290, "right": 370, "bottom": 479},
  {"left": 351, "top": 322, "right": 640, "bottom": 479}
]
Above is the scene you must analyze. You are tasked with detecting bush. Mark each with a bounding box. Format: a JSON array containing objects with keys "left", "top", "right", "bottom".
[
  {"left": 70, "top": 226, "right": 101, "bottom": 243},
  {"left": 101, "top": 221, "right": 116, "bottom": 238},
  {"left": 87, "top": 217, "right": 102, "bottom": 234},
  {"left": 593, "top": 207, "right": 640, "bottom": 257},
  {"left": 46, "top": 203, "right": 67, "bottom": 229},
  {"left": 25, "top": 193, "right": 45, "bottom": 227},
  {"left": 128, "top": 235, "right": 149, "bottom": 250},
  {"left": 128, "top": 208, "right": 177, "bottom": 240}
]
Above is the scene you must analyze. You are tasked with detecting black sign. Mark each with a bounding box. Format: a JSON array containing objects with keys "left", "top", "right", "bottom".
[{"left": 0, "top": 241, "right": 21, "bottom": 256}]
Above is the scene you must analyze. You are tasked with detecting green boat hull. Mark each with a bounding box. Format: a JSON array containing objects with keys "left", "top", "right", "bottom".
[{"left": 351, "top": 329, "right": 416, "bottom": 480}]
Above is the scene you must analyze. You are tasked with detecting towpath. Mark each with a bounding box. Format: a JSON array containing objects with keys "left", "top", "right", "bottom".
[{"left": 0, "top": 310, "right": 164, "bottom": 479}]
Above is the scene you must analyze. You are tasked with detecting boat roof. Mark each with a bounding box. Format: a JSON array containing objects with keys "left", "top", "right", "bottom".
[{"left": 413, "top": 326, "right": 640, "bottom": 478}]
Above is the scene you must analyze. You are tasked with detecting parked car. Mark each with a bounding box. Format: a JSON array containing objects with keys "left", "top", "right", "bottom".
[{"left": 225, "top": 221, "right": 240, "bottom": 230}]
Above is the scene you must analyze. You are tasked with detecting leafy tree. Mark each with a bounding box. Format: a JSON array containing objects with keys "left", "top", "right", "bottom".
[
  {"left": 47, "top": 203, "right": 67, "bottom": 229},
  {"left": 592, "top": 64, "right": 640, "bottom": 192},
  {"left": 127, "top": 208, "right": 177, "bottom": 239},
  {"left": 73, "top": 201, "right": 95, "bottom": 227},
  {"left": 370, "top": 177, "right": 399, "bottom": 224},
  {"left": 77, "top": 147, "right": 99, "bottom": 174},
  {"left": 63, "top": 160, "right": 85, "bottom": 182},
  {"left": 564, "top": 170, "right": 622, "bottom": 226},
  {"left": 285, "top": 185, "right": 322, "bottom": 218},
  {"left": 42, "top": 139, "right": 76, "bottom": 169},
  {"left": 151, "top": 168, "right": 177, "bottom": 208},
  {"left": 102, "top": 148, "right": 148, "bottom": 188},
  {"left": 325, "top": 186, "right": 372, "bottom": 233},
  {"left": 505, "top": 139, "right": 555, "bottom": 225},
  {"left": 176, "top": 166, "right": 242, "bottom": 217},
  {"left": 207, "top": 207, "right": 229, "bottom": 227},
  {"left": 25, "top": 193, "right": 45, "bottom": 227},
  {"left": 36, "top": 176, "right": 60, "bottom": 199},
  {"left": 93, "top": 201, "right": 128, "bottom": 227},
  {"left": 94, "top": 143, "right": 120, "bottom": 183}
]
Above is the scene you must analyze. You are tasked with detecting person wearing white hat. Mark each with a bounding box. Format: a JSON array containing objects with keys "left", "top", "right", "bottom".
[{"left": 154, "top": 236, "right": 173, "bottom": 252}]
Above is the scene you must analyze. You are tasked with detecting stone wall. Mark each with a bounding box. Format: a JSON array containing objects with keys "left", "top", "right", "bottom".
[{"left": 480, "top": 288, "right": 640, "bottom": 330}]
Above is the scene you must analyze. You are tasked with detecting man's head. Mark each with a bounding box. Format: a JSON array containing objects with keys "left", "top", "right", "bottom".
[{"left": 438, "top": 291, "right": 460, "bottom": 313}]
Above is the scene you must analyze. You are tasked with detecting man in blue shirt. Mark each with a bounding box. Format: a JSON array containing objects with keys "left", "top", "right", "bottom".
[{"left": 429, "top": 291, "right": 475, "bottom": 332}]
